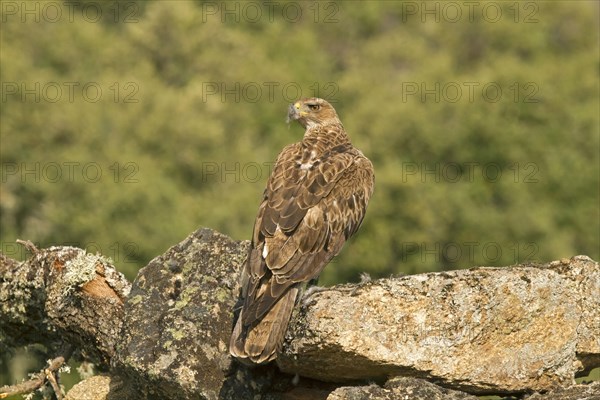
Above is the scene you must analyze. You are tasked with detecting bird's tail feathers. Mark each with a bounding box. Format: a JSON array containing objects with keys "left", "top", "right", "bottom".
[{"left": 229, "top": 286, "right": 299, "bottom": 364}]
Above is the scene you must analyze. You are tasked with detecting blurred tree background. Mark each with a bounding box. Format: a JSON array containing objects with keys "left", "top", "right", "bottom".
[{"left": 1, "top": 0, "right": 599, "bottom": 393}]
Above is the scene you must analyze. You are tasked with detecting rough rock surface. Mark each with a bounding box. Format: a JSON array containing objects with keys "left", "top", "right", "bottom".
[
  {"left": 0, "top": 246, "right": 130, "bottom": 366},
  {"left": 0, "top": 252, "right": 53, "bottom": 353},
  {"left": 64, "top": 375, "right": 135, "bottom": 400},
  {"left": 326, "top": 377, "right": 479, "bottom": 400},
  {"left": 277, "top": 256, "right": 600, "bottom": 395},
  {"left": 3, "top": 230, "right": 598, "bottom": 399},
  {"left": 113, "top": 228, "right": 257, "bottom": 399},
  {"left": 525, "top": 381, "right": 600, "bottom": 400}
]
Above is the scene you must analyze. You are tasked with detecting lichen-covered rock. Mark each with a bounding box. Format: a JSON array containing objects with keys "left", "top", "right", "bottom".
[
  {"left": 327, "top": 377, "right": 479, "bottom": 400},
  {"left": 543, "top": 257, "right": 600, "bottom": 372},
  {"left": 44, "top": 248, "right": 130, "bottom": 366},
  {"left": 525, "top": 381, "right": 600, "bottom": 400},
  {"left": 4, "top": 234, "right": 597, "bottom": 399},
  {"left": 65, "top": 375, "right": 111, "bottom": 400},
  {"left": 65, "top": 375, "right": 136, "bottom": 400},
  {"left": 113, "top": 228, "right": 256, "bottom": 399},
  {"left": 0, "top": 252, "right": 51, "bottom": 353},
  {"left": 0, "top": 246, "right": 130, "bottom": 366},
  {"left": 278, "top": 256, "right": 600, "bottom": 395}
]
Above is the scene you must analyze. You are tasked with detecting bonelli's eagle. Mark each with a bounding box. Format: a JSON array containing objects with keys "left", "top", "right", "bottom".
[{"left": 230, "top": 98, "right": 375, "bottom": 364}]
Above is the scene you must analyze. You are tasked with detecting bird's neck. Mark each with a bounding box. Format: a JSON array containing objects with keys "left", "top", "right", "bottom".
[{"left": 302, "top": 123, "right": 351, "bottom": 150}]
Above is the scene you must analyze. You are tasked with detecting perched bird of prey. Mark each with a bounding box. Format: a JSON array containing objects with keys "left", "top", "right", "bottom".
[{"left": 229, "top": 98, "right": 374, "bottom": 364}]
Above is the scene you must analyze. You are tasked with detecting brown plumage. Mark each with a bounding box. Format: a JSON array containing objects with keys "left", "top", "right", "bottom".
[{"left": 229, "top": 97, "right": 374, "bottom": 364}]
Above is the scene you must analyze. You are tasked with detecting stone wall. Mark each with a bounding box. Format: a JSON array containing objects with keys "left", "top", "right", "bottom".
[{"left": 1, "top": 228, "right": 598, "bottom": 399}]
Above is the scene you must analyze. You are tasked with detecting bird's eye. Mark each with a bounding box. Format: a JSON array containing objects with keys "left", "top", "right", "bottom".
[{"left": 308, "top": 104, "right": 320, "bottom": 111}]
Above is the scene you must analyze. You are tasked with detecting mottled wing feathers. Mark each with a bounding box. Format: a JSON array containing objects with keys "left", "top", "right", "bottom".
[
  {"left": 241, "top": 134, "right": 374, "bottom": 327},
  {"left": 259, "top": 142, "right": 349, "bottom": 237}
]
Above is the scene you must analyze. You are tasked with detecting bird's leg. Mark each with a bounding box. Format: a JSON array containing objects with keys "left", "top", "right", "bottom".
[
  {"left": 299, "top": 277, "right": 329, "bottom": 308},
  {"left": 302, "top": 273, "right": 372, "bottom": 307}
]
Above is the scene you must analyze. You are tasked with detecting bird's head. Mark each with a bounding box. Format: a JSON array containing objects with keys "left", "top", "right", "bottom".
[{"left": 287, "top": 98, "right": 341, "bottom": 129}]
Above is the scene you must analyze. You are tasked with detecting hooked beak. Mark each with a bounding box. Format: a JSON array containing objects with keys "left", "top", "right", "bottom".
[{"left": 286, "top": 101, "right": 307, "bottom": 123}]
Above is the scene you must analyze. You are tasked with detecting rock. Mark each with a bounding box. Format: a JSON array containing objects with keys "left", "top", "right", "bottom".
[
  {"left": 5, "top": 230, "right": 597, "bottom": 399},
  {"left": 113, "top": 228, "right": 274, "bottom": 400},
  {"left": 65, "top": 375, "right": 111, "bottom": 400},
  {"left": 43, "top": 248, "right": 131, "bottom": 367},
  {"left": 327, "top": 377, "right": 479, "bottom": 400},
  {"left": 65, "top": 375, "right": 136, "bottom": 400},
  {"left": 544, "top": 258, "right": 600, "bottom": 373},
  {"left": 277, "top": 256, "right": 600, "bottom": 395},
  {"left": 0, "top": 251, "right": 51, "bottom": 353},
  {"left": 525, "top": 381, "right": 600, "bottom": 399},
  {"left": 0, "top": 247, "right": 130, "bottom": 367}
]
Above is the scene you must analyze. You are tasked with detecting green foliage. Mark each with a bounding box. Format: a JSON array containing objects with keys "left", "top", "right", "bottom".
[{"left": 1, "top": 1, "right": 598, "bottom": 291}]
